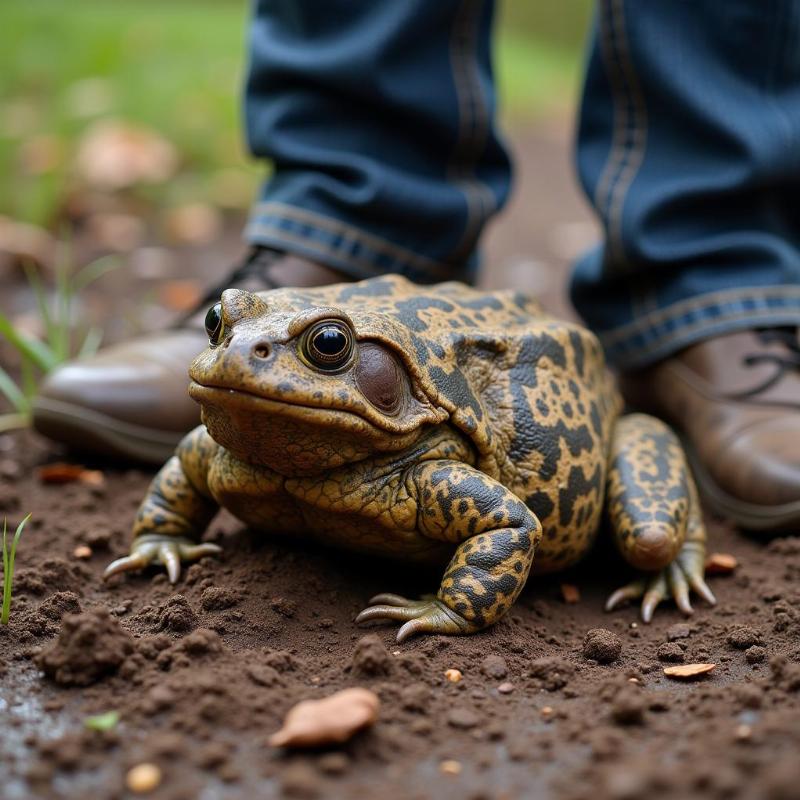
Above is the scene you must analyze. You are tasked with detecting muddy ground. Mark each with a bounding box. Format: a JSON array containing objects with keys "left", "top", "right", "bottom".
[{"left": 2, "top": 126, "right": 800, "bottom": 800}]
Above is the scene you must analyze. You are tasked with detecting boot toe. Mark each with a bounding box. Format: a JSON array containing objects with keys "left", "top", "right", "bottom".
[{"left": 33, "top": 330, "right": 207, "bottom": 464}]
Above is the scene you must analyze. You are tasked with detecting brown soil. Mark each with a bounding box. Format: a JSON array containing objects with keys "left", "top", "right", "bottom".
[{"left": 2, "top": 127, "right": 800, "bottom": 799}]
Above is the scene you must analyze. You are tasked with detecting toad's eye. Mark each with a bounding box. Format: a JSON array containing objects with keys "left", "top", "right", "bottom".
[
  {"left": 205, "top": 302, "right": 225, "bottom": 346},
  {"left": 303, "top": 320, "right": 354, "bottom": 371}
]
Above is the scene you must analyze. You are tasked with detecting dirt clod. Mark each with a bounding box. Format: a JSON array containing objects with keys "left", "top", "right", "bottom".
[
  {"left": 745, "top": 645, "right": 767, "bottom": 664},
  {"left": 350, "top": 634, "right": 393, "bottom": 677},
  {"left": 583, "top": 628, "right": 622, "bottom": 663},
  {"left": 36, "top": 608, "right": 134, "bottom": 686},
  {"left": 727, "top": 626, "right": 763, "bottom": 650},
  {"left": 481, "top": 654, "right": 508, "bottom": 680},
  {"left": 157, "top": 595, "right": 197, "bottom": 633},
  {"left": 656, "top": 642, "right": 685, "bottom": 663}
]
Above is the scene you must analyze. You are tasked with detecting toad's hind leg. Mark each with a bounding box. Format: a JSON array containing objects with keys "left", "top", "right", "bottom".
[{"left": 605, "top": 413, "right": 716, "bottom": 622}]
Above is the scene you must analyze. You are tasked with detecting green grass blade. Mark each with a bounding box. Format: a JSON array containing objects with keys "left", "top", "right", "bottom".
[
  {"left": 0, "top": 413, "right": 30, "bottom": 433},
  {"left": 56, "top": 259, "right": 72, "bottom": 362},
  {"left": 72, "top": 255, "right": 121, "bottom": 294},
  {"left": 23, "top": 261, "right": 56, "bottom": 346},
  {"left": 77, "top": 326, "right": 103, "bottom": 359},
  {"left": 2, "top": 518, "right": 9, "bottom": 625},
  {"left": 1, "top": 513, "right": 31, "bottom": 625},
  {"left": 0, "top": 364, "right": 29, "bottom": 414},
  {"left": 84, "top": 710, "right": 120, "bottom": 731},
  {"left": 0, "top": 311, "right": 58, "bottom": 372}
]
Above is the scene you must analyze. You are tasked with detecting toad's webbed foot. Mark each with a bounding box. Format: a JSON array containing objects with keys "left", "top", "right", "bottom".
[
  {"left": 104, "top": 534, "right": 221, "bottom": 584},
  {"left": 355, "top": 593, "right": 476, "bottom": 643},
  {"left": 605, "top": 541, "right": 716, "bottom": 622}
]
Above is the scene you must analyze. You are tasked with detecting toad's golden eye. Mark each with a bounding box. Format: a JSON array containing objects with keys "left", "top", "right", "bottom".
[
  {"left": 302, "top": 320, "right": 354, "bottom": 371},
  {"left": 204, "top": 302, "right": 225, "bottom": 346}
]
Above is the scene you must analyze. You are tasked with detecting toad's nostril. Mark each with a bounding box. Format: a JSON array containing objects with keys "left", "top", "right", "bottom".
[{"left": 252, "top": 343, "right": 271, "bottom": 359}]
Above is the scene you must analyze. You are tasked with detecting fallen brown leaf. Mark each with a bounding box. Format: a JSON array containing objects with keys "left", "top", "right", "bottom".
[
  {"left": 269, "top": 688, "right": 379, "bottom": 748},
  {"left": 76, "top": 120, "right": 177, "bottom": 189},
  {"left": 560, "top": 583, "right": 581, "bottom": 604},
  {"left": 663, "top": 663, "right": 716, "bottom": 679},
  {"left": 38, "top": 463, "right": 105, "bottom": 487},
  {"left": 158, "top": 279, "right": 203, "bottom": 312},
  {"left": 705, "top": 553, "right": 738, "bottom": 575}
]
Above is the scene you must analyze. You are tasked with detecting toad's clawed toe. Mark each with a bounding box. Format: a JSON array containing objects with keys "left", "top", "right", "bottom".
[{"left": 355, "top": 594, "right": 474, "bottom": 642}]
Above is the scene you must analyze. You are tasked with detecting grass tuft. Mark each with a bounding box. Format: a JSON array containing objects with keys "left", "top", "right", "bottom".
[
  {"left": 0, "top": 247, "right": 118, "bottom": 431},
  {"left": 1, "top": 513, "right": 31, "bottom": 625}
]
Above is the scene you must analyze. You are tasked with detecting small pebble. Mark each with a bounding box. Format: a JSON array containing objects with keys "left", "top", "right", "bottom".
[
  {"left": 734, "top": 724, "right": 753, "bottom": 741},
  {"left": 126, "top": 763, "right": 162, "bottom": 794},
  {"left": 440, "top": 760, "right": 462, "bottom": 776},
  {"left": 444, "top": 668, "right": 462, "bottom": 683},
  {"left": 540, "top": 706, "right": 554, "bottom": 720},
  {"left": 497, "top": 682, "right": 514, "bottom": 694},
  {"left": 73, "top": 545, "right": 92, "bottom": 560},
  {"left": 666, "top": 623, "right": 691, "bottom": 641}
]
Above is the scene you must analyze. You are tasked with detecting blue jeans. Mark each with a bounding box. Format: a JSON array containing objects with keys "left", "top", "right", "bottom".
[{"left": 245, "top": 0, "right": 800, "bottom": 369}]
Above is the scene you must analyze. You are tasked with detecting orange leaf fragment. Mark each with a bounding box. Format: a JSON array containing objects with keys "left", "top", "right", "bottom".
[
  {"left": 158, "top": 280, "right": 203, "bottom": 312},
  {"left": 664, "top": 663, "right": 716, "bottom": 679},
  {"left": 705, "top": 553, "right": 738, "bottom": 575},
  {"left": 38, "top": 463, "right": 104, "bottom": 487},
  {"left": 269, "top": 688, "right": 379, "bottom": 748},
  {"left": 560, "top": 583, "right": 581, "bottom": 604}
]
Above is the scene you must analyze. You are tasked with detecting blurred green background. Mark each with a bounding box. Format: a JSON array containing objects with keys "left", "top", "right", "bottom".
[{"left": 0, "top": 0, "right": 592, "bottom": 229}]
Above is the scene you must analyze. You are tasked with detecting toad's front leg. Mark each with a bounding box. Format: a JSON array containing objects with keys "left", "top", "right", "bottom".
[
  {"left": 104, "top": 426, "right": 221, "bottom": 583},
  {"left": 356, "top": 460, "right": 541, "bottom": 642}
]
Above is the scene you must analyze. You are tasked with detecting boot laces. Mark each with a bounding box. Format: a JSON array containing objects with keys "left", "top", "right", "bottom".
[{"left": 737, "top": 326, "right": 800, "bottom": 397}]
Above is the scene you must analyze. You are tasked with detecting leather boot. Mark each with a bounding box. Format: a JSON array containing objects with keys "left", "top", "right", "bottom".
[
  {"left": 620, "top": 328, "right": 800, "bottom": 532},
  {"left": 32, "top": 248, "right": 348, "bottom": 463}
]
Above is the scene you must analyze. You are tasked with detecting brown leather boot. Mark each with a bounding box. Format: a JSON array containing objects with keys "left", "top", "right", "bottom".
[
  {"left": 32, "top": 248, "right": 348, "bottom": 463},
  {"left": 620, "top": 328, "right": 800, "bottom": 532}
]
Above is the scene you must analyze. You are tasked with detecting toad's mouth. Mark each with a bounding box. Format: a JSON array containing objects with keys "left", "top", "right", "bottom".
[{"left": 187, "top": 381, "right": 411, "bottom": 439}]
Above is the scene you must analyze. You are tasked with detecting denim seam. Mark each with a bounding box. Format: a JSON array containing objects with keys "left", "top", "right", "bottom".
[
  {"left": 447, "top": 0, "right": 497, "bottom": 263},
  {"left": 599, "top": 286, "right": 800, "bottom": 349},
  {"left": 593, "top": 0, "right": 648, "bottom": 268},
  {"left": 604, "top": 304, "right": 800, "bottom": 366},
  {"left": 247, "top": 201, "right": 456, "bottom": 277}
]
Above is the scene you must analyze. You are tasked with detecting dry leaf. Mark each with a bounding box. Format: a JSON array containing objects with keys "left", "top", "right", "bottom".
[
  {"left": 76, "top": 120, "right": 177, "bottom": 189},
  {"left": 560, "top": 583, "right": 581, "bottom": 604},
  {"left": 158, "top": 279, "right": 203, "bottom": 312},
  {"left": 269, "top": 688, "right": 379, "bottom": 748},
  {"left": 163, "top": 203, "right": 222, "bottom": 245},
  {"left": 705, "top": 553, "right": 738, "bottom": 575},
  {"left": 663, "top": 663, "right": 716, "bottom": 679},
  {"left": 38, "top": 463, "right": 105, "bottom": 487},
  {"left": 86, "top": 213, "right": 146, "bottom": 253},
  {"left": 0, "top": 215, "right": 55, "bottom": 268}
]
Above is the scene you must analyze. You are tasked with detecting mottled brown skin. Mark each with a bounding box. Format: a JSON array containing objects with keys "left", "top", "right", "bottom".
[{"left": 105, "top": 276, "right": 716, "bottom": 640}]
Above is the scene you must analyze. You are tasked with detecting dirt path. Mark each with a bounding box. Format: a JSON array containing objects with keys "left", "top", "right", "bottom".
[{"left": 2, "top": 125, "right": 799, "bottom": 800}]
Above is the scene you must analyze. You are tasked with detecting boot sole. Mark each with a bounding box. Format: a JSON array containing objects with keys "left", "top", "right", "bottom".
[
  {"left": 683, "top": 439, "right": 800, "bottom": 533},
  {"left": 32, "top": 397, "right": 183, "bottom": 465}
]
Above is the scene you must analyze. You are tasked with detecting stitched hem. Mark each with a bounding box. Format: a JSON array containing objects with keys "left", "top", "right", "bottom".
[
  {"left": 600, "top": 287, "right": 800, "bottom": 368},
  {"left": 245, "top": 202, "right": 467, "bottom": 283}
]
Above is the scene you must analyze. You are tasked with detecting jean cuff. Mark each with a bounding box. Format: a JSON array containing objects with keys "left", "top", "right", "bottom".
[
  {"left": 245, "top": 201, "right": 470, "bottom": 284},
  {"left": 600, "top": 286, "right": 800, "bottom": 369}
]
